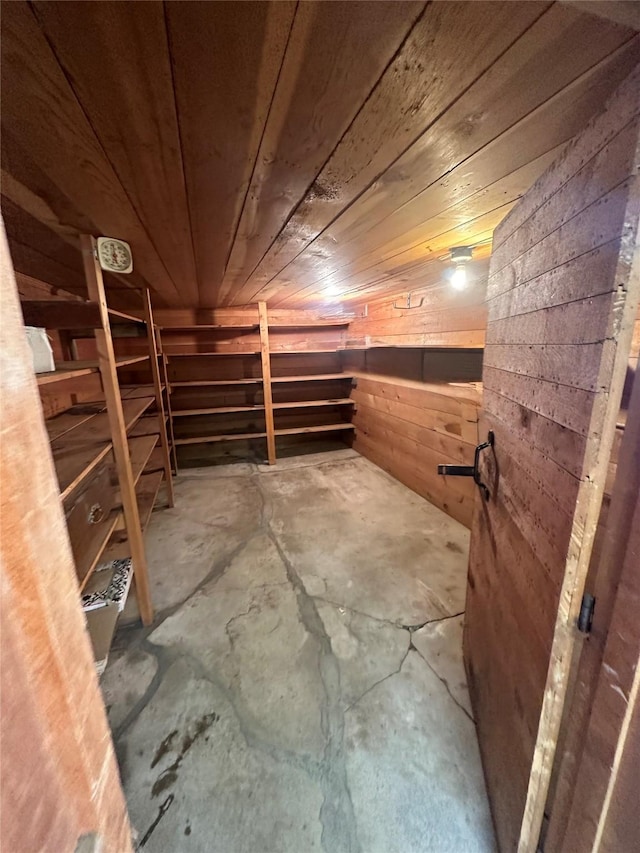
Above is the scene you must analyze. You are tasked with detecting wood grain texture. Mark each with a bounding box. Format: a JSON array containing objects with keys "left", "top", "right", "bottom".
[
  {"left": 0, "top": 1, "right": 182, "bottom": 306},
  {"left": 2, "top": 1, "right": 637, "bottom": 316},
  {"left": 166, "top": 0, "right": 296, "bottom": 307},
  {"left": 346, "top": 352, "right": 481, "bottom": 527},
  {"left": 217, "top": 0, "right": 423, "bottom": 303},
  {"left": 464, "top": 69, "right": 640, "bottom": 852},
  {"left": 546, "top": 361, "right": 640, "bottom": 852},
  {"left": 235, "top": 8, "right": 637, "bottom": 308},
  {"left": 233, "top": 2, "right": 550, "bottom": 302},
  {"left": 32, "top": 0, "right": 199, "bottom": 306},
  {"left": 81, "top": 234, "right": 154, "bottom": 626},
  {"left": 0, "top": 217, "right": 132, "bottom": 852}
]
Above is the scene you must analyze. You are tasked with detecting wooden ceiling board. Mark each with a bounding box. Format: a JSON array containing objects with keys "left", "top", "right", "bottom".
[
  {"left": 31, "top": 0, "right": 199, "bottom": 306},
  {"left": 326, "top": 207, "right": 511, "bottom": 305},
  {"left": 227, "top": 0, "right": 552, "bottom": 305},
  {"left": 166, "top": 0, "right": 297, "bottom": 308},
  {"left": 216, "top": 0, "right": 425, "bottom": 304},
  {"left": 282, "top": 68, "right": 638, "bottom": 306},
  {"left": 253, "top": 8, "right": 639, "bottom": 306},
  {"left": 272, "top": 144, "right": 562, "bottom": 307},
  {"left": 1, "top": 0, "right": 637, "bottom": 317},
  {"left": 0, "top": 1, "right": 182, "bottom": 307}
]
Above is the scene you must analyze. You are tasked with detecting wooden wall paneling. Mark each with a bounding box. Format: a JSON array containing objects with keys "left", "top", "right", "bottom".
[
  {"left": 81, "top": 235, "right": 154, "bottom": 626},
  {"left": 1, "top": 142, "right": 151, "bottom": 312},
  {"left": 168, "top": 354, "right": 263, "bottom": 384},
  {"left": 555, "top": 478, "right": 640, "bottom": 853},
  {"left": 240, "top": 9, "right": 638, "bottom": 307},
  {"left": 462, "top": 70, "right": 639, "bottom": 852},
  {"left": 165, "top": 1, "right": 297, "bottom": 307},
  {"left": 217, "top": 0, "right": 424, "bottom": 303},
  {"left": 347, "top": 367, "right": 481, "bottom": 527},
  {"left": 0, "top": 218, "right": 131, "bottom": 851},
  {"left": 545, "top": 363, "right": 640, "bottom": 851},
  {"left": 0, "top": 2, "right": 182, "bottom": 307},
  {"left": 1, "top": 195, "right": 91, "bottom": 295},
  {"left": 258, "top": 301, "right": 276, "bottom": 464},
  {"left": 232, "top": 1, "right": 549, "bottom": 305},
  {"left": 31, "top": 0, "right": 199, "bottom": 306}
]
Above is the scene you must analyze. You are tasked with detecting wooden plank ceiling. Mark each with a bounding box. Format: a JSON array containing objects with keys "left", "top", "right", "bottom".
[{"left": 1, "top": 1, "right": 638, "bottom": 311}]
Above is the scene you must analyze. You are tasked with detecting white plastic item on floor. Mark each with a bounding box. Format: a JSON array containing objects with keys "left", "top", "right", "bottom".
[{"left": 24, "top": 326, "right": 55, "bottom": 373}]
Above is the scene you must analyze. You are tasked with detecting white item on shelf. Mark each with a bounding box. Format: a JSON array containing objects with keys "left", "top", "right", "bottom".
[{"left": 25, "top": 326, "right": 55, "bottom": 373}]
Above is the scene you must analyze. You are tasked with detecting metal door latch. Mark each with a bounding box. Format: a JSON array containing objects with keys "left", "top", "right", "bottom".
[{"left": 437, "top": 431, "right": 495, "bottom": 500}]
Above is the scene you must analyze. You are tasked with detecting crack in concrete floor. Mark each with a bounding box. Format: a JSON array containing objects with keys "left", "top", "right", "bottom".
[
  {"left": 104, "top": 451, "right": 494, "bottom": 852},
  {"left": 258, "top": 475, "right": 361, "bottom": 853}
]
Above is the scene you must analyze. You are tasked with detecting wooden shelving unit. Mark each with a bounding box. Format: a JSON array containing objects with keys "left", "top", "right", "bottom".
[
  {"left": 161, "top": 302, "right": 355, "bottom": 467},
  {"left": 22, "top": 235, "right": 176, "bottom": 674}
]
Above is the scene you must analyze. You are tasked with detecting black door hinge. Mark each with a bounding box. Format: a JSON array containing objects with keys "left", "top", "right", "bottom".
[{"left": 578, "top": 593, "right": 595, "bottom": 633}]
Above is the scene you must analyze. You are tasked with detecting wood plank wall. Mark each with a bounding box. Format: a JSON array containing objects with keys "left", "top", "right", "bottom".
[
  {"left": 0, "top": 222, "right": 131, "bottom": 851},
  {"left": 154, "top": 308, "right": 356, "bottom": 465},
  {"left": 342, "top": 349, "right": 481, "bottom": 528},
  {"left": 464, "top": 66, "right": 640, "bottom": 852},
  {"left": 346, "top": 257, "right": 489, "bottom": 349}
]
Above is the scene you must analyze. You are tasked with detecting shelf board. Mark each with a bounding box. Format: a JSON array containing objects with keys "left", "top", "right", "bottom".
[
  {"left": 120, "top": 384, "right": 156, "bottom": 399},
  {"left": 137, "top": 470, "right": 165, "bottom": 532},
  {"left": 58, "top": 355, "right": 149, "bottom": 369},
  {"left": 37, "top": 364, "right": 97, "bottom": 386},
  {"left": 160, "top": 324, "right": 258, "bottom": 331},
  {"left": 55, "top": 443, "right": 113, "bottom": 503},
  {"left": 108, "top": 307, "right": 145, "bottom": 325},
  {"left": 271, "top": 373, "right": 353, "bottom": 383},
  {"left": 172, "top": 405, "right": 266, "bottom": 417},
  {"left": 270, "top": 349, "right": 342, "bottom": 354},
  {"left": 101, "top": 470, "right": 164, "bottom": 563},
  {"left": 167, "top": 351, "right": 260, "bottom": 357},
  {"left": 269, "top": 321, "right": 351, "bottom": 329},
  {"left": 128, "top": 414, "right": 165, "bottom": 437},
  {"left": 274, "top": 423, "right": 356, "bottom": 436},
  {"left": 170, "top": 378, "right": 263, "bottom": 387},
  {"left": 53, "top": 397, "right": 154, "bottom": 501},
  {"left": 273, "top": 399, "right": 354, "bottom": 409},
  {"left": 46, "top": 402, "right": 107, "bottom": 442},
  {"left": 21, "top": 300, "right": 145, "bottom": 328},
  {"left": 129, "top": 435, "right": 160, "bottom": 487},
  {"left": 38, "top": 355, "right": 149, "bottom": 387},
  {"left": 174, "top": 431, "right": 267, "bottom": 446},
  {"left": 78, "top": 511, "right": 122, "bottom": 592},
  {"left": 144, "top": 446, "right": 165, "bottom": 474}
]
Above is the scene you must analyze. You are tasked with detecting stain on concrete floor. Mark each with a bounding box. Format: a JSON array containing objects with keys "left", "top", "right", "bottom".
[{"left": 103, "top": 449, "right": 495, "bottom": 853}]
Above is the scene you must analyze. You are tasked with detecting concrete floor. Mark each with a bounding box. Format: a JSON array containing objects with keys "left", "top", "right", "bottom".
[{"left": 103, "top": 449, "right": 495, "bottom": 853}]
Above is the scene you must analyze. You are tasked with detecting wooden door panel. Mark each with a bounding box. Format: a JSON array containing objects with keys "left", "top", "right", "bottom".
[{"left": 464, "top": 66, "right": 640, "bottom": 851}]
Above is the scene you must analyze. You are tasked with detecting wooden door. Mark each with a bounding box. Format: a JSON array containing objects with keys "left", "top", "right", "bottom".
[{"left": 463, "top": 66, "right": 640, "bottom": 852}]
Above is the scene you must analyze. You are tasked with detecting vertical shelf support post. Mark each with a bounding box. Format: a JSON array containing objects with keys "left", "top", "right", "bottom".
[
  {"left": 80, "top": 234, "right": 154, "bottom": 626},
  {"left": 156, "top": 327, "right": 178, "bottom": 473},
  {"left": 258, "top": 301, "right": 276, "bottom": 465},
  {"left": 143, "top": 288, "right": 175, "bottom": 506}
]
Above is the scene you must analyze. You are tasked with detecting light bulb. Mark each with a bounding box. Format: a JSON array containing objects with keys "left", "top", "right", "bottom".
[
  {"left": 451, "top": 266, "right": 467, "bottom": 290},
  {"left": 323, "top": 284, "right": 342, "bottom": 298}
]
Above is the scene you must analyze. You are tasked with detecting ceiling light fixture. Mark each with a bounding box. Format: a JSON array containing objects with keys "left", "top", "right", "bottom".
[
  {"left": 449, "top": 246, "right": 473, "bottom": 290},
  {"left": 323, "top": 284, "right": 343, "bottom": 298}
]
